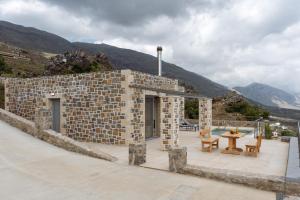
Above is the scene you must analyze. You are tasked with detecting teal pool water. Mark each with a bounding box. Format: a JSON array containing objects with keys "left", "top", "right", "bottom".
[{"left": 211, "top": 128, "right": 253, "bottom": 136}]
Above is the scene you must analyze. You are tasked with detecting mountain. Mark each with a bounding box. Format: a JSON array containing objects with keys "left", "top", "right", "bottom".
[
  {"left": 1, "top": 21, "right": 300, "bottom": 119},
  {"left": 295, "top": 93, "right": 300, "bottom": 107},
  {"left": 0, "top": 21, "right": 73, "bottom": 53},
  {"left": 0, "top": 21, "right": 229, "bottom": 97},
  {"left": 234, "top": 83, "right": 300, "bottom": 110}
]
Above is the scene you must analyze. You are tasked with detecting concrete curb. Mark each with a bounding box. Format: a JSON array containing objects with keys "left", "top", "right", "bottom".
[
  {"left": 0, "top": 108, "right": 117, "bottom": 162},
  {"left": 183, "top": 164, "right": 300, "bottom": 196}
]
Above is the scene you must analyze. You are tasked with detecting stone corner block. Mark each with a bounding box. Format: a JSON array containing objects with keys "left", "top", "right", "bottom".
[
  {"left": 129, "top": 143, "right": 146, "bottom": 166},
  {"left": 168, "top": 146, "right": 187, "bottom": 173},
  {"left": 34, "top": 108, "right": 52, "bottom": 131}
]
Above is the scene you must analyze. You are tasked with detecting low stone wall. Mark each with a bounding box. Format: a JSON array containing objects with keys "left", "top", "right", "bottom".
[
  {"left": 167, "top": 144, "right": 300, "bottom": 196},
  {"left": 169, "top": 147, "right": 187, "bottom": 173},
  {"left": 0, "top": 108, "right": 117, "bottom": 162},
  {"left": 184, "top": 165, "right": 285, "bottom": 192},
  {"left": 130, "top": 70, "right": 179, "bottom": 91},
  {"left": 183, "top": 165, "right": 300, "bottom": 196},
  {"left": 129, "top": 143, "right": 146, "bottom": 165}
]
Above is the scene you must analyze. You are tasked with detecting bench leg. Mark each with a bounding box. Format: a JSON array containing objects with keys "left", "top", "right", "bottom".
[{"left": 209, "top": 144, "right": 212, "bottom": 152}]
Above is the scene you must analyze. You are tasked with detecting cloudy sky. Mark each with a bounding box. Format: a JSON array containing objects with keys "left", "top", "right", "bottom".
[{"left": 0, "top": 0, "right": 300, "bottom": 93}]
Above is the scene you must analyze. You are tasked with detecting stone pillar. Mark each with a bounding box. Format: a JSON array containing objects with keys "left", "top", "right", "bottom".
[
  {"left": 160, "top": 96, "right": 180, "bottom": 150},
  {"left": 199, "top": 98, "right": 212, "bottom": 130},
  {"left": 169, "top": 146, "right": 187, "bottom": 173},
  {"left": 179, "top": 97, "right": 185, "bottom": 122},
  {"left": 35, "top": 108, "right": 52, "bottom": 132},
  {"left": 129, "top": 143, "right": 146, "bottom": 165}
]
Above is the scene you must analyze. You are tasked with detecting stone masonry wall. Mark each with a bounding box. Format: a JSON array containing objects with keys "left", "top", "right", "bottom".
[
  {"left": 5, "top": 71, "right": 127, "bottom": 144},
  {"left": 121, "top": 70, "right": 181, "bottom": 146},
  {"left": 5, "top": 69, "right": 182, "bottom": 145},
  {"left": 0, "top": 77, "right": 6, "bottom": 85},
  {"left": 199, "top": 98, "right": 212, "bottom": 130},
  {"left": 130, "top": 70, "right": 179, "bottom": 91},
  {"left": 160, "top": 96, "right": 181, "bottom": 150},
  {"left": 179, "top": 97, "right": 185, "bottom": 121}
]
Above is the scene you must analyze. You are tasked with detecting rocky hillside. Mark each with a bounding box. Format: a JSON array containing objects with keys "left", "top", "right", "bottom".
[
  {"left": 44, "top": 51, "right": 113, "bottom": 76},
  {"left": 234, "top": 83, "right": 300, "bottom": 110},
  {"left": 212, "top": 91, "right": 269, "bottom": 121},
  {"left": 0, "top": 21, "right": 229, "bottom": 98},
  {"left": 0, "top": 42, "right": 47, "bottom": 77}
]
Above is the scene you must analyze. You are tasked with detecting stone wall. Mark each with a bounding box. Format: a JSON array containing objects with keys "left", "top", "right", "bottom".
[
  {"left": 167, "top": 145, "right": 300, "bottom": 196},
  {"left": 0, "top": 77, "right": 5, "bottom": 84},
  {"left": 129, "top": 70, "right": 179, "bottom": 91},
  {"left": 160, "top": 96, "right": 181, "bottom": 150},
  {"left": 122, "top": 70, "right": 182, "bottom": 148},
  {"left": 179, "top": 97, "right": 185, "bottom": 121},
  {"left": 5, "top": 69, "right": 182, "bottom": 146},
  {"left": 199, "top": 98, "right": 212, "bottom": 130},
  {"left": 5, "top": 71, "right": 127, "bottom": 144},
  {"left": 0, "top": 108, "right": 117, "bottom": 161}
]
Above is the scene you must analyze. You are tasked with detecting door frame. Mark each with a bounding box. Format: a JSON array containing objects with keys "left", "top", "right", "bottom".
[
  {"left": 45, "top": 93, "right": 63, "bottom": 134},
  {"left": 145, "top": 95, "right": 160, "bottom": 139},
  {"left": 50, "top": 98, "right": 61, "bottom": 132}
]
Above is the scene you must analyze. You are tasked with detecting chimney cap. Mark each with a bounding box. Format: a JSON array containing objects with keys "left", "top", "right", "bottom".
[{"left": 157, "top": 46, "right": 163, "bottom": 51}]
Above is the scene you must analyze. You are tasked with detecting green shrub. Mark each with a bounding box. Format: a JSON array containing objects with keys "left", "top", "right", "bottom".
[
  {"left": 0, "top": 56, "right": 12, "bottom": 75},
  {"left": 226, "top": 101, "right": 269, "bottom": 120},
  {"left": 0, "top": 83, "right": 4, "bottom": 109},
  {"left": 264, "top": 123, "right": 272, "bottom": 139},
  {"left": 281, "top": 130, "right": 297, "bottom": 137},
  {"left": 185, "top": 99, "right": 199, "bottom": 119}
]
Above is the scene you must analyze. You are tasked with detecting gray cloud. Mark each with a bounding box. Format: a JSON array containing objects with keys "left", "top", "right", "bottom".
[
  {"left": 40, "top": 0, "right": 229, "bottom": 26},
  {"left": 1, "top": 0, "right": 300, "bottom": 93},
  {"left": 41, "top": 0, "right": 187, "bottom": 26}
]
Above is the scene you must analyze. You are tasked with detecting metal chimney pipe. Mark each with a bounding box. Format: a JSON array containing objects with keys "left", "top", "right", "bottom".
[{"left": 157, "top": 46, "right": 163, "bottom": 76}]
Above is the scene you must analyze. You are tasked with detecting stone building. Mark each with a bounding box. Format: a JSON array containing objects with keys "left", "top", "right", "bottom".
[{"left": 3, "top": 69, "right": 211, "bottom": 150}]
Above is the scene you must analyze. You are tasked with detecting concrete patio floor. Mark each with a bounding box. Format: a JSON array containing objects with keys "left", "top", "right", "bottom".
[
  {"left": 0, "top": 120, "right": 277, "bottom": 200},
  {"left": 84, "top": 130, "right": 289, "bottom": 176}
]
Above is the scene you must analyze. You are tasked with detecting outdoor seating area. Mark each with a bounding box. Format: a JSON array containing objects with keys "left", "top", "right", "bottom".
[
  {"left": 200, "top": 128, "right": 263, "bottom": 157},
  {"left": 83, "top": 129, "right": 289, "bottom": 177}
]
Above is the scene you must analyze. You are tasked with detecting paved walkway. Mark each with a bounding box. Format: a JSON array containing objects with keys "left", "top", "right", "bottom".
[{"left": 0, "top": 120, "right": 276, "bottom": 200}]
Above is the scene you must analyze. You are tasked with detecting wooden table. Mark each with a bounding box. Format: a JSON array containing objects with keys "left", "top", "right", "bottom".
[{"left": 221, "top": 132, "right": 243, "bottom": 155}]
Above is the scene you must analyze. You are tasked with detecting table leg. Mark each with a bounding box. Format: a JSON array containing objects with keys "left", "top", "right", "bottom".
[{"left": 222, "top": 138, "right": 241, "bottom": 155}]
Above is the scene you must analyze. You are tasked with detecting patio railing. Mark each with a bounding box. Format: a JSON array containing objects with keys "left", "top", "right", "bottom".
[
  {"left": 298, "top": 121, "right": 300, "bottom": 158},
  {"left": 212, "top": 120, "right": 264, "bottom": 138},
  {"left": 212, "top": 120, "right": 262, "bottom": 128}
]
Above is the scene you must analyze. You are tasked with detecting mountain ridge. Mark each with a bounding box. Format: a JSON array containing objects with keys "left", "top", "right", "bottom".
[
  {"left": 234, "top": 82, "right": 300, "bottom": 110},
  {"left": 0, "top": 21, "right": 229, "bottom": 97}
]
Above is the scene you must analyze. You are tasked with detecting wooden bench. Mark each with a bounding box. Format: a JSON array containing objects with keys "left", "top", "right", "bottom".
[
  {"left": 245, "top": 134, "right": 262, "bottom": 157},
  {"left": 200, "top": 129, "right": 219, "bottom": 152}
]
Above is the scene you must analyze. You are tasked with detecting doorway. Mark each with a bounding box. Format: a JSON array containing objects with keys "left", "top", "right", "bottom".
[
  {"left": 51, "top": 98, "right": 60, "bottom": 132},
  {"left": 145, "top": 96, "right": 160, "bottom": 139}
]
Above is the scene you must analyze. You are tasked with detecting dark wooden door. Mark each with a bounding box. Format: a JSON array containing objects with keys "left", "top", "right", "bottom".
[
  {"left": 52, "top": 99, "right": 60, "bottom": 132},
  {"left": 145, "top": 97, "right": 154, "bottom": 139}
]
